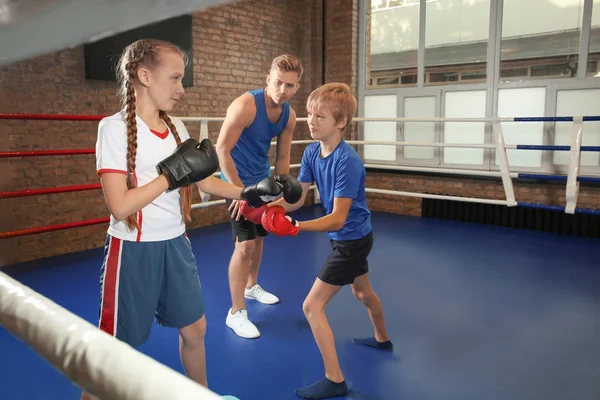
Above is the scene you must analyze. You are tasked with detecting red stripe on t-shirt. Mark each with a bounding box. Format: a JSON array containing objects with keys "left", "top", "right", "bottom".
[{"left": 97, "top": 169, "right": 127, "bottom": 175}]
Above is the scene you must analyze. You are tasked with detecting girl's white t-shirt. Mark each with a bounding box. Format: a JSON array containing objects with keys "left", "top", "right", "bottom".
[{"left": 96, "top": 111, "right": 191, "bottom": 242}]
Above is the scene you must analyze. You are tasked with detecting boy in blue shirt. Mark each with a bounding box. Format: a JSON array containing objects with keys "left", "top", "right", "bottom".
[{"left": 261, "top": 83, "right": 393, "bottom": 399}]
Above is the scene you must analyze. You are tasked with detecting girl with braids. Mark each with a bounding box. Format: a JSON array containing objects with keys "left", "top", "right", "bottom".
[{"left": 84, "top": 38, "right": 286, "bottom": 400}]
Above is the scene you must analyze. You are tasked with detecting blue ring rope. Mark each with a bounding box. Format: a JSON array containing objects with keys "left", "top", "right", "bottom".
[
  {"left": 515, "top": 145, "right": 600, "bottom": 151},
  {"left": 517, "top": 174, "right": 600, "bottom": 183},
  {"left": 512, "top": 116, "right": 600, "bottom": 122},
  {"left": 517, "top": 202, "right": 600, "bottom": 215}
]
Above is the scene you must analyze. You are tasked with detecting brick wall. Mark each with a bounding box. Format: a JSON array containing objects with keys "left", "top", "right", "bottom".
[
  {"left": 325, "top": 0, "right": 359, "bottom": 141},
  {"left": 0, "top": 0, "right": 324, "bottom": 266}
]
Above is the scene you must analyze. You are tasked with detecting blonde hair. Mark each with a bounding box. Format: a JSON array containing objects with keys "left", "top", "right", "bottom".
[
  {"left": 270, "top": 54, "right": 303, "bottom": 79},
  {"left": 306, "top": 83, "right": 357, "bottom": 131},
  {"left": 115, "top": 39, "right": 192, "bottom": 231}
]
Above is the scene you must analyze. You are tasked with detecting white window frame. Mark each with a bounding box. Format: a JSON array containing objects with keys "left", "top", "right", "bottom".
[{"left": 358, "top": 0, "right": 600, "bottom": 177}]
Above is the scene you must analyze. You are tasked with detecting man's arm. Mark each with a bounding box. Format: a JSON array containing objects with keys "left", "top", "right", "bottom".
[
  {"left": 215, "top": 94, "right": 256, "bottom": 188},
  {"left": 298, "top": 197, "right": 351, "bottom": 232},
  {"left": 274, "top": 108, "right": 296, "bottom": 175}
]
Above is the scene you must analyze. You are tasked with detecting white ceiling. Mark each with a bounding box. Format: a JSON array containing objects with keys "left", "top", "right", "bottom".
[{"left": 0, "top": 0, "right": 235, "bottom": 66}]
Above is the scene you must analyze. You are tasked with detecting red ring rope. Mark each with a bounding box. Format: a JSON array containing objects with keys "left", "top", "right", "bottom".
[
  {"left": 0, "top": 218, "right": 110, "bottom": 239},
  {"left": 0, "top": 184, "right": 102, "bottom": 199},
  {"left": 0, "top": 149, "right": 95, "bottom": 158},
  {"left": 0, "top": 112, "right": 109, "bottom": 238},
  {"left": 0, "top": 113, "right": 104, "bottom": 121}
]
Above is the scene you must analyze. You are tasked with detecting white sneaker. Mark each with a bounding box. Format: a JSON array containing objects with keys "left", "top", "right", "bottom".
[
  {"left": 225, "top": 308, "right": 260, "bottom": 339},
  {"left": 244, "top": 284, "right": 280, "bottom": 305}
]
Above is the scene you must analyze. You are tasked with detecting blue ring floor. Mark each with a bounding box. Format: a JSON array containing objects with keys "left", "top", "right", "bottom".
[{"left": 1, "top": 205, "right": 599, "bottom": 400}]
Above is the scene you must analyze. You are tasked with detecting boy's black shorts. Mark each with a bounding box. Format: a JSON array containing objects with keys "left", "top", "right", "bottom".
[{"left": 318, "top": 231, "right": 373, "bottom": 286}]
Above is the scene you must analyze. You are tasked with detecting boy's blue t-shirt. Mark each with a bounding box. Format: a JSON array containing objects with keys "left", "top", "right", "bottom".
[
  {"left": 297, "top": 140, "right": 372, "bottom": 241},
  {"left": 221, "top": 88, "right": 290, "bottom": 186}
]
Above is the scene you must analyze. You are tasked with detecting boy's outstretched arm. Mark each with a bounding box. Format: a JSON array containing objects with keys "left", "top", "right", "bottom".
[
  {"left": 262, "top": 197, "right": 352, "bottom": 236},
  {"left": 298, "top": 197, "right": 351, "bottom": 232}
]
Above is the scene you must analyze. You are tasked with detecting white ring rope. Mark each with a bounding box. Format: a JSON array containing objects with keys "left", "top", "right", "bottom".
[{"left": 0, "top": 272, "right": 223, "bottom": 400}]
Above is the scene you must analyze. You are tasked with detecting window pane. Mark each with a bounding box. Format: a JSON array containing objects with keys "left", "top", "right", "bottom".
[
  {"left": 404, "top": 97, "right": 436, "bottom": 159},
  {"left": 554, "top": 89, "right": 600, "bottom": 167},
  {"left": 500, "top": 0, "right": 584, "bottom": 82},
  {"left": 587, "top": 0, "right": 600, "bottom": 77},
  {"left": 497, "top": 88, "right": 546, "bottom": 168},
  {"left": 443, "top": 91, "right": 486, "bottom": 165},
  {"left": 368, "top": 1, "right": 420, "bottom": 88},
  {"left": 424, "top": 0, "right": 491, "bottom": 86},
  {"left": 364, "top": 95, "right": 397, "bottom": 161}
]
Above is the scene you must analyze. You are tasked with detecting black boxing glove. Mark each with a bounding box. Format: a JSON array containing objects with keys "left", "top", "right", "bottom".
[
  {"left": 274, "top": 174, "right": 303, "bottom": 204},
  {"left": 241, "top": 176, "right": 283, "bottom": 208},
  {"left": 157, "top": 138, "right": 219, "bottom": 190}
]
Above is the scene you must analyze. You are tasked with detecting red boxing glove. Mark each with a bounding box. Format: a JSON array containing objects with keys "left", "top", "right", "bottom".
[
  {"left": 261, "top": 206, "right": 300, "bottom": 237},
  {"left": 239, "top": 201, "right": 267, "bottom": 225}
]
